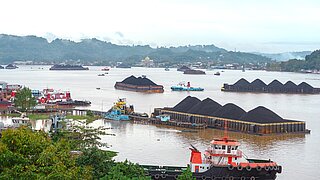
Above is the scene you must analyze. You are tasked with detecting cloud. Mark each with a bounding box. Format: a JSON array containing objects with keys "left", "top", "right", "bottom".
[{"left": 115, "top": 31, "right": 124, "bottom": 38}]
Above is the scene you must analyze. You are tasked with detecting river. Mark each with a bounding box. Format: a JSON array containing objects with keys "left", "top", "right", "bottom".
[{"left": 1, "top": 65, "right": 320, "bottom": 179}]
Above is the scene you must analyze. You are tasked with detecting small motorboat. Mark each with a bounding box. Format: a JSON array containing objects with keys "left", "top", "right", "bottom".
[
  {"left": 101, "top": 67, "right": 110, "bottom": 71},
  {"left": 96, "top": 88, "right": 101, "bottom": 90},
  {"left": 165, "top": 68, "right": 170, "bottom": 71},
  {"left": 214, "top": 72, "right": 220, "bottom": 76},
  {"left": 98, "top": 74, "right": 105, "bottom": 76}
]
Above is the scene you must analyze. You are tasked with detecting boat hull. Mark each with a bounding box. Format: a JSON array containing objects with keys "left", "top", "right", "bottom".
[{"left": 144, "top": 165, "right": 281, "bottom": 180}]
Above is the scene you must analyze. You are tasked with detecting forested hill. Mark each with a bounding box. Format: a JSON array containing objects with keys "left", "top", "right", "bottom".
[
  {"left": 267, "top": 50, "right": 320, "bottom": 72},
  {"left": 0, "top": 34, "right": 270, "bottom": 64}
]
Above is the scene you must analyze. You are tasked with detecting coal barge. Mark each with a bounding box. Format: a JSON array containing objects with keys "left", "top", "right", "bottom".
[
  {"left": 114, "top": 75, "right": 164, "bottom": 93},
  {"left": 153, "top": 96, "right": 309, "bottom": 135},
  {"left": 143, "top": 137, "right": 281, "bottom": 179},
  {"left": 222, "top": 78, "right": 320, "bottom": 94},
  {"left": 49, "top": 64, "right": 89, "bottom": 70}
]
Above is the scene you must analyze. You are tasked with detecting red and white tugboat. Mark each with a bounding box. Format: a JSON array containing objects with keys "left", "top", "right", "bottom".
[
  {"left": 188, "top": 137, "right": 282, "bottom": 180},
  {"left": 144, "top": 125, "right": 282, "bottom": 180}
]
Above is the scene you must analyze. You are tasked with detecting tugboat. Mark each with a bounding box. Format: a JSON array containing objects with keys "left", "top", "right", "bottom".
[
  {"left": 143, "top": 127, "right": 282, "bottom": 179},
  {"left": 171, "top": 82, "right": 204, "bottom": 91},
  {"left": 104, "top": 98, "right": 133, "bottom": 121}
]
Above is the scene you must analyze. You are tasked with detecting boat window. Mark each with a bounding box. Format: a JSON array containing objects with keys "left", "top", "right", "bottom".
[
  {"left": 235, "top": 146, "right": 238, "bottom": 150},
  {"left": 235, "top": 157, "right": 237, "bottom": 160},
  {"left": 222, "top": 145, "right": 226, "bottom": 150}
]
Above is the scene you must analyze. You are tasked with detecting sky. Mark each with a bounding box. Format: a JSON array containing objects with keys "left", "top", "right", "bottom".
[{"left": 0, "top": 0, "right": 320, "bottom": 53}]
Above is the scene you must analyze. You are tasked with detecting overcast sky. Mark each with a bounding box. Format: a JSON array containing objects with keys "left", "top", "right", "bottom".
[{"left": 0, "top": 0, "right": 320, "bottom": 53}]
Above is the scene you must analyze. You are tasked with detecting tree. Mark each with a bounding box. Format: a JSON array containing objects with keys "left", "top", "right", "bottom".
[
  {"left": 13, "top": 87, "right": 37, "bottom": 112},
  {"left": 178, "top": 166, "right": 195, "bottom": 180},
  {"left": 0, "top": 127, "right": 92, "bottom": 179},
  {"left": 102, "top": 160, "right": 150, "bottom": 180},
  {"left": 76, "top": 147, "right": 116, "bottom": 179}
]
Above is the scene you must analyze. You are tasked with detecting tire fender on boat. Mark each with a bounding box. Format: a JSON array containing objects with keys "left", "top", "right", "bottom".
[
  {"left": 154, "top": 174, "right": 160, "bottom": 179},
  {"left": 250, "top": 176, "right": 256, "bottom": 180},
  {"left": 161, "top": 174, "right": 167, "bottom": 179},
  {"left": 237, "top": 166, "right": 243, "bottom": 171},
  {"left": 277, "top": 166, "right": 282, "bottom": 173},
  {"left": 240, "top": 176, "right": 246, "bottom": 180},
  {"left": 264, "top": 166, "right": 270, "bottom": 171},
  {"left": 228, "top": 164, "right": 234, "bottom": 171},
  {"left": 174, "top": 174, "right": 179, "bottom": 179},
  {"left": 222, "top": 177, "right": 227, "bottom": 180},
  {"left": 256, "top": 166, "right": 262, "bottom": 171},
  {"left": 229, "top": 176, "right": 234, "bottom": 180},
  {"left": 246, "top": 166, "right": 252, "bottom": 171},
  {"left": 201, "top": 175, "right": 206, "bottom": 180}
]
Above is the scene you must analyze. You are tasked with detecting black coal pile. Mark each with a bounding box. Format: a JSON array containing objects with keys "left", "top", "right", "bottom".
[
  {"left": 172, "top": 96, "right": 201, "bottom": 113},
  {"left": 187, "top": 98, "right": 222, "bottom": 116},
  {"left": 121, "top": 75, "right": 158, "bottom": 86},
  {"left": 283, "top": 81, "right": 298, "bottom": 92},
  {"left": 267, "top": 80, "right": 283, "bottom": 89},
  {"left": 240, "top": 106, "right": 284, "bottom": 123},
  {"left": 213, "top": 103, "right": 246, "bottom": 120},
  {"left": 233, "top": 78, "right": 250, "bottom": 88},
  {"left": 298, "top": 82, "right": 314, "bottom": 92},
  {"left": 250, "top": 79, "right": 267, "bottom": 89},
  {"left": 177, "top": 65, "right": 191, "bottom": 72}
]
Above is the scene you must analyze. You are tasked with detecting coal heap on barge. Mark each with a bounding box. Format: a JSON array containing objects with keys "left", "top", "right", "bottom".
[
  {"left": 155, "top": 96, "right": 309, "bottom": 135},
  {"left": 114, "top": 75, "right": 164, "bottom": 93},
  {"left": 222, "top": 78, "right": 320, "bottom": 94},
  {"left": 49, "top": 64, "right": 89, "bottom": 70}
]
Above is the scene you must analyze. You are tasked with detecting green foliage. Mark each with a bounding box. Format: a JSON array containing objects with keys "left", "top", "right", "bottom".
[
  {"left": 76, "top": 147, "right": 116, "bottom": 179},
  {"left": 178, "top": 166, "right": 195, "bottom": 180},
  {"left": 0, "top": 121, "right": 149, "bottom": 180},
  {"left": 0, "top": 34, "right": 270, "bottom": 64},
  {"left": 52, "top": 120, "right": 113, "bottom": 149},
  {"left": 13, "top": 87, "right": 37, "bottom": 112},
  {"left": 0, "top": 127, "right": 92, "bottom": 179},
  {"left": 102, "top": 160, "right": 150, "bottom": 180},
  {"left": 267, "top": 50, "right": 320, "bottom": 72}
]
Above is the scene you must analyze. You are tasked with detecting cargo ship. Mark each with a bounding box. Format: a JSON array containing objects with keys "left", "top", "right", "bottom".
[
  {"left": 49, "top": 64, "right": 89, "bottom": 70},
  {"left": 143, "top": 137, "right": 282, "bottom": 179},
  {"left": 115, "top": 75, "right": 164, "bottom": 93}
]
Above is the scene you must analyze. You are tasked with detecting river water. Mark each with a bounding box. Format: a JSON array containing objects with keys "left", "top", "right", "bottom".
[{"left": 1, "top": 65, "right": 320, "bottom": 179}]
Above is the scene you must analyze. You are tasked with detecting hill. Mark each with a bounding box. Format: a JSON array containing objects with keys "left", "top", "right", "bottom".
[
  {"left": 0, "top": 34, "right": 271, "bottom": 64},
  {"left": 266, "top": 50, "right": 320, "bottom": 72}
]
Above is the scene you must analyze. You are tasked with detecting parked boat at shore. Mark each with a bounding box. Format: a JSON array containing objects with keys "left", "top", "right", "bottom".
[{"left": 104, "top": 98, "right": 133, "bottom": 121}]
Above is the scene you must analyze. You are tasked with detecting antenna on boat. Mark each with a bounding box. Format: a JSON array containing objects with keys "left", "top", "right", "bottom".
[{"left": 190, "top": 144, "right": 199, "bottom": 152}]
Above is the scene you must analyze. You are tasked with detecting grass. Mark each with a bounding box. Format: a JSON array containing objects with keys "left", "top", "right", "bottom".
[
  {"left": 27, "top": 114, "right": 50, "bottom": 120},
  {"left": 0, "top": 113, "right": 21, "bottom": 117},
  {"left": 65, "top": 115, "right": 100, "bottom": 123}
]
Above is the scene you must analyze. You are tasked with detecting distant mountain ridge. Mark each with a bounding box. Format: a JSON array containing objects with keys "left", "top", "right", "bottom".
[{"left": 0, "top": 34, "right": 270, "bottom": 64}]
